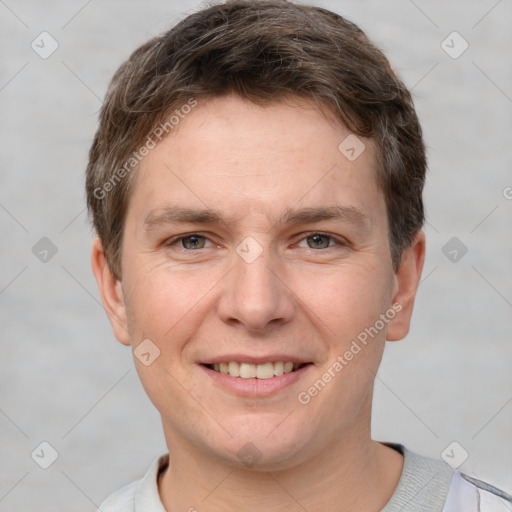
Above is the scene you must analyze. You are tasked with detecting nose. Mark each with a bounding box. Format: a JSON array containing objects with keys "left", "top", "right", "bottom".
[{"left": 216, "top": 245, "right": 296, "bottom": 333}]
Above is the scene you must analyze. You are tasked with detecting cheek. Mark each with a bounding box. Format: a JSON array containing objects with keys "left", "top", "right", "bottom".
[
  {"left": 123, "top": 268, "right": 213, "bottom": 415},
  {"left": 294, "top": 268, "right": 390, "bottom": 427},
  {"left": 123, "top": 265, "right": 219, "bottom": 347},
  {"left": 293, "top": 263, "right": 393, "bottom": 342}
]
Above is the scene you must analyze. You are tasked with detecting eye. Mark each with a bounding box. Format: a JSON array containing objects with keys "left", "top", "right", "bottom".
[
  {"left": 297, "top": 233, "right": 343, "bottom": 250},
  {"left": 170, "top": 234, "right": 211, "bottom": 250},
  {"left": 184, "top": 235, "right": 206, "bottom": 249},
  {"left": 306, "top": 234, "right": 331, "bottom": 249}
]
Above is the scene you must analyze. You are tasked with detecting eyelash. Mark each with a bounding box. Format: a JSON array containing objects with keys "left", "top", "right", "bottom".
[
  {"left": 164, "top": 232, "right": 348, "bottom": 250},
  {"left": 297, "top": 232, "right": 348, "bottom": 249}
]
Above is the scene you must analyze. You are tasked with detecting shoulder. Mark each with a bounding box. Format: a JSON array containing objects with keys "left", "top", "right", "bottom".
[
  {"left": 451, "top": 473, "right": 512, "bottom": 511},
  {"left": 382, "top": 444, "right": 511, "bottom": 512},
  {"left": 97, "top": 480, "right": 138, "bottom": 512},
  {"left": 382, "top": 445, "right": 454, "bottom": 511},
  {"left": 96, "top": 455, "right": 169, "bottom": 512}
]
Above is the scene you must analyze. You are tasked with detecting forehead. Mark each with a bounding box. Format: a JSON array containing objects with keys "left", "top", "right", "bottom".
[{"left": 128, "top": 94, "right": 384, "bottom": 227}]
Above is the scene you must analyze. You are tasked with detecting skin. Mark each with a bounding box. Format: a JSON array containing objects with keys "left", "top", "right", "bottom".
[{"left": 92, "top": 94, "right": 425, "bottom": 511}]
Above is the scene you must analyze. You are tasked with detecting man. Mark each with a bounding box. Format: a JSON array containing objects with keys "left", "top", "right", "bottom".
[{"left": 86, "top": 1, "right": 511, "bottom": 510}]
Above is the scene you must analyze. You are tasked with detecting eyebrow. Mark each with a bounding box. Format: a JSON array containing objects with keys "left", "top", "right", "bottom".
[
  {"left": 279, "top": 205, "right": 369, "bottom": 228},
  {"left": 144, "top": 207, "right": 229, "bottom": 230},
  {"left": 143, "top": 205, "right": 369, "bottom": 231}
]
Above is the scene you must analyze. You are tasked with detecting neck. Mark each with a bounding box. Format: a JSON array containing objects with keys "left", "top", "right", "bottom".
[{"left": 158, "top": 415, "right": 403, "bottom": 512}]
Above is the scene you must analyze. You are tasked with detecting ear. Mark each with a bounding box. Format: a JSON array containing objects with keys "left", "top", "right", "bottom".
[
  {"left": 91, "top": 237, "right": 131, "bottom": 346},
  {"left": 386, "top": 231, "right": 426, "bottom": 341}
]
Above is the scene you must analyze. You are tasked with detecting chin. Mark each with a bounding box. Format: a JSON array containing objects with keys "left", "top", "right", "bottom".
[{"left": 210, "top": 415, "right": 318, "bottom": 471}]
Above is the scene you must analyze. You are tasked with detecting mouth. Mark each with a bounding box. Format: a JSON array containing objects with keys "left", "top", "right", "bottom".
[
  {"left": 200, "top": 359, "right": 314, "bottom": 396},
  {"left": 202, "top": 361, "right": 311, "bottom": 379}
]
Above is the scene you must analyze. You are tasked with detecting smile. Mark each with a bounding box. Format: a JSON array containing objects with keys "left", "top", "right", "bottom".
[
  {"left": 201, "top": 360, "right": 313, "bottom": 396},
  {"left": 204, "top": 361, "right": 307, "bottom": 379}
]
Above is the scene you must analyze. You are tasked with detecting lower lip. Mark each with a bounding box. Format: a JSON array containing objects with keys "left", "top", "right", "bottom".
[{"left": 200, "top": 364, "right": 313, "bottom": 397}]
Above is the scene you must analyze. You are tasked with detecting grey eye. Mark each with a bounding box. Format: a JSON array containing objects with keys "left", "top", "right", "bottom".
[
  {"left": 306, "top": 234, "right": 331, "bottom": 249},
  {"left": 181, "top": 235, "right": 206, "bottom": 249}
]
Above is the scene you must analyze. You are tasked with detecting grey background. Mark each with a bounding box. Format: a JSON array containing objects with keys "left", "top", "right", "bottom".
[{"left": 1, "top": 0, "right": 511, "bottom": 510}]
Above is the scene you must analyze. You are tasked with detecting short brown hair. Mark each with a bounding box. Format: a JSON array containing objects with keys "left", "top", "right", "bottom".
[{"left": 86, "top": 0, "right": 426, "bottom": 279}]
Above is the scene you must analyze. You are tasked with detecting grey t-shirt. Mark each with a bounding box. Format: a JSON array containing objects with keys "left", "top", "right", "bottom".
[{"left": 97, "top": 445, "right": 512, "bottom": 511}]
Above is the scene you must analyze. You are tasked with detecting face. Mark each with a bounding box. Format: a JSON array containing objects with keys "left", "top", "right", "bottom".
[{"left": 93, "top": 94, "right": 424, "bottom": 470}]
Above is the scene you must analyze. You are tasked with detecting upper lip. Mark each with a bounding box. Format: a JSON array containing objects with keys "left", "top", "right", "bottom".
[{"left": 200, "top": 354, "right": 312, "bottom": 365}]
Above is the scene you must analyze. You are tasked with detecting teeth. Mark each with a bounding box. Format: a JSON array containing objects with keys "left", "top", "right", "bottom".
[
  {"left": 228, "top": 361, "right": 240, "bottom": 377},
  {"left": 209, "top": 361, "right": 303, "bottom": 379},
  {"left": 239, "top": 362, "right": 257, "bottom": 378},
  {"left": 256, "top": 362, "right": 274, "bottom": 380},
  {"left": 273, "top": 361, "right": 284, "bottom": 376}
]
